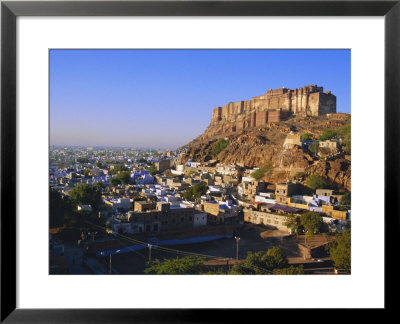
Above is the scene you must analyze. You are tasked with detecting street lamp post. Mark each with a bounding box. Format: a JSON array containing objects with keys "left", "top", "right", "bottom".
[{"left": 235, "top": 236, "right": 240, "bottom": 261}]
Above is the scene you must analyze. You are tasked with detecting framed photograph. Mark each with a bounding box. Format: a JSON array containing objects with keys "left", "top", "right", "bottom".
[{"left": 1, "top": 0, "right": 397, "bottom": 321}]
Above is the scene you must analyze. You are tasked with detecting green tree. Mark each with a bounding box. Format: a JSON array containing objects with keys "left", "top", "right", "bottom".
[
  {"left": 183, "top": 187, "right": 194, "bottom": 201},
  {"left": 110, "top": 163, "right": 129, "bottom": 175},
  {"left": 116, "top": 171, "right": 131, "bottom": 184},
  {"left": 338, "top": 191, "right": 351, "bottom": 210},
  {"left": 69, "top": 183, "right": 102, "bottom": 211},
  {"left": 137, "top": 158, "right": 149, "bottom": 165},
  {"left": 284, "top": 213, "right": 301, "bottom": 237},
  {"left": 306, "top": 174, "right": 327, "bottom": 190},
  {"left": 339, "top": 122, "right": 351, "bottom": 154},
  {"left": 94, "top": 181, "right": 105, "bottom": 191},
  {"left": 326, "top": 229, "right": 351, "bottom": 271},
  {"left": 300, "top": 211, "right": 323, "bottom": 243},
  {"left": 77, "top": 157, "right": 89, "bottom": 163},
  {"left": 273, "top": 265, "right": 304, "bottom": 274},
  {"left": 82, "top": 169, "right": 91, "bottom": 178},
  {"left": 144, "top": 256, "right": 205, "bottom": 274},
  {"left": 109, "top": 178, "right": 121, "bottom": 186},
  {"left": 211, "top": 138, "right": 229, "bottom": 156},
  {"left": 49, "top": 187, "right": 74, "bottom": 228},
  {"left": 230, "top": 251, "right": 270, "bottom": 274},
  {"left": 251, "top": 161, "right": 273, "bottom": 181},
  {"left": 309, "top": 141, "right": 319, "bottom": 156},
  {"left": 319, "top": 129, "right": 338, "bottom": 141},
  {"left": 192, "top": 182, "right": 208, "bottom": 198},
  {"left": 301, "top": 133, "right": 313, "bottom": 141},
  {"left": 230, "top": 247, "right": 288, "bottom": 275},
  {"left": 183, "top": 183, "right": 208, "bottom": 201},
  {"left": 148, "top": 164, "right": 157, "bottom": 175},
  {"left": 265, "top": 246, "right": 289, "bottom": 269}
]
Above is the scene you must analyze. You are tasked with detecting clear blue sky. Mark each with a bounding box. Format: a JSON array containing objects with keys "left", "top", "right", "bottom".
[{"left": 50, "top": 49, "right": 350, "bottom": 149}]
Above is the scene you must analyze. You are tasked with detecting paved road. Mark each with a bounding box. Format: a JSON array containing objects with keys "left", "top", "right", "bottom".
[{"left": 64, "top": 243, "right": 91, "bottom": 274}]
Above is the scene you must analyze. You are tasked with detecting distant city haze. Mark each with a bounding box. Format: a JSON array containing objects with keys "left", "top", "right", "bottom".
[{"left": 50, "top": 49, "right": 351, "bottom": 149}]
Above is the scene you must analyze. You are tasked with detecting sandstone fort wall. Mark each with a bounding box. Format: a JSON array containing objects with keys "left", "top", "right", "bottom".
[{"left": 203, "top": 85, "right": 336, "bottom": 138}]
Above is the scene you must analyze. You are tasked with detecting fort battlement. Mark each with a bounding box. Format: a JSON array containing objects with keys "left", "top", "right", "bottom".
[{"left": 203, "top": 85, "right": 336, "bottom": 138}]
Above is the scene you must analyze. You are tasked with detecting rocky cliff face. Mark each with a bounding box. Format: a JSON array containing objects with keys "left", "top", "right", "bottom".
[{"left": 181, "top": 113, "right": 351, "bottom": 191}]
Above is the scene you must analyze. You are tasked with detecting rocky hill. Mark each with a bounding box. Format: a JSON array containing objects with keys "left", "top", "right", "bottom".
[{"left": 180, "top": 113, "right": 351, "bottom": 191}]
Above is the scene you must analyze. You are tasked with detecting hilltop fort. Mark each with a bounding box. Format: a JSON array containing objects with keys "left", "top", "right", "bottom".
[{"left": 202, "top": 85, "right": 336, "bottom": 139}]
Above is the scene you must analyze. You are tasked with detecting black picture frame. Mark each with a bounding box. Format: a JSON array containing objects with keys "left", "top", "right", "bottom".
[{"left": 1, "top": 0, "right": 398, "bottom": 322}]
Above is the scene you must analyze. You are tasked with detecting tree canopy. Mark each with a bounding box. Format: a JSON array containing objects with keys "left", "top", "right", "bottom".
[
  {"left": 148, "top": 164, "right": 157, "bottom": 175},
  {"left": 211, "top": 138, "right": 229, "bottom": 156},
  {"left": 69, "top": 183, "right": 102, "bottom": 211},
  {"left": 284, "top": 213, "right": 301, "bottom": 236},
  {"left": 308, "top": 141, "right": 319, "bottom": 156},
  {"left": 183, "top": 182, "right": 208, "bottom": 201},
  {"left": 109, "top": 178, "right": 121, "bottom": 186},
  {"left": 110, "top": 163, "right": 129, "bottom": 175},
  {"left": 273, "top": 265, "right": 304, "bottom": 274},
  {"left": 319, "top": 129, "right": 338, "bottom": 141},
  {"left": 306, "top": 174, "right": 327, "bottom": 190},
  {"left": 301, "top": 133, "right": 313, "bottom": 141},
  {"left": 82, "top": 169, "right": 91, "bottom": 178},
  {"left": 230, "top": 247, "right": 289, "bottom": 275},
  {"left": 144, "top": 256, "right": 205, "bottom": 274},
  {"left": 250, "top": 161, "right": 273, "bottom": 181},
  {"left": 300, "top": 211, "right": 323, "bottom": 241},
  {"left": 50, "top": 187, "right": 74, "bottom": 228},
  {"left": 326, "top": 229, "right": 351, "bottom": 271},
  {"left": 94, "top": 181, "right": 105, "bottom": 190},
  {"left": 115, "top": 171, "right": 131, "bottom": 184},
  {"left": 337, "top": 192, "right": 351, "bottom": 211}
]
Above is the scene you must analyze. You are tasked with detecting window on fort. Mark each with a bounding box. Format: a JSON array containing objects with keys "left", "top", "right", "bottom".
[
  {"left": 189, "top": 217, "right": 192, "bottom": 221},
  {"left": 181, "top": 217, "right": 184, "bottom": 222},
  {"left": 172, "top": 219, "right": 175, "bottom": 223}
]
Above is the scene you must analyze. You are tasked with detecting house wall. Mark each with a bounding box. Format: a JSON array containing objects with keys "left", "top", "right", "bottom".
[{"left": 243, "top": 210, "right": 289, "bottom": 231}]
